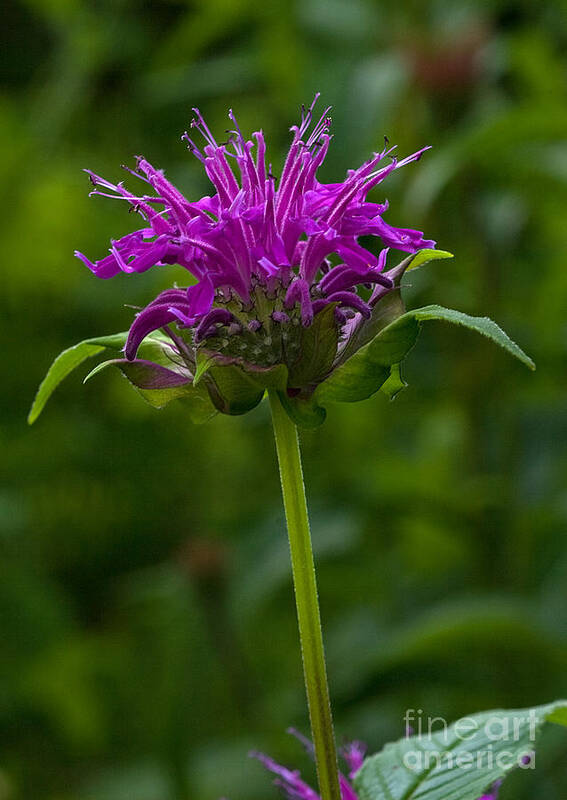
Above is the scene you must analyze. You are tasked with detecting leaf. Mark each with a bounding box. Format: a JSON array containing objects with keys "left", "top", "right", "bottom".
[
  {"left": 28, "top": 332, "right": 129, "bottom": 424},
  {"left": 410, "top": 305, "right": 535, "bottom": 370},
  {"left": 403, "top": 248, "right": 454, "bottom": 272},
  {"left": 315, "top": 303, "right": 534, "bottom": 411},
  {"left": 316, "top": 361, "right": 390, "bottom": 405},
  {"left": 27, "top": 330, "right": 215, "bottom": 423},
  {"left": 355, "top": 700, "right": 567, "bottom": 800}
]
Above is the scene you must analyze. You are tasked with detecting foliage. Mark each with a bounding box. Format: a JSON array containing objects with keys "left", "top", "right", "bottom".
[{"left": 356, "top": 702, "right": 567, "bottom": 800}]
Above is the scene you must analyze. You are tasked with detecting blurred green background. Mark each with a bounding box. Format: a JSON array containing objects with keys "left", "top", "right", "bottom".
[{"left": 2, "top": 0, "right": 567, "bottom": 797}]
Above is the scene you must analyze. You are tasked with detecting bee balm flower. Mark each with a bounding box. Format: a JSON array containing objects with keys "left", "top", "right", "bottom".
[{"left": 73, "top": 96, "right": 437, "bottom": 422}]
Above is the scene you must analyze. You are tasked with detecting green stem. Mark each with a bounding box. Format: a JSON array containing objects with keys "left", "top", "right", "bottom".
[{"left": 268, "top": 391, "right": 341, "bottom": 800}]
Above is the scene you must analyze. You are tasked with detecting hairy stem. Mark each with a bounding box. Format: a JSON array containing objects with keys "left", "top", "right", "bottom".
[{"left": 268, "top": 391, "right": 341, "bottom": 800}]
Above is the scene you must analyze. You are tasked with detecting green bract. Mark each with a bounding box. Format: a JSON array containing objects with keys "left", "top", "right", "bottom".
[{"left": 28, "top": 250, "right": 534, "bottom": 427}]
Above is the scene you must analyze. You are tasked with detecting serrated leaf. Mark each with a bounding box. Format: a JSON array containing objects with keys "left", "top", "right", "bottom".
[
  {"left": 28, "top": 332, "right": 129, "bottom": 424},
  {"left": 411, "top": 304, "right": 535, "bottom": 370},
  {"left": 355, "top": 701, "right": 567, "bottom": 800},
  {"left": 316, "top": 303, "right": 534, "bottom": 410}
]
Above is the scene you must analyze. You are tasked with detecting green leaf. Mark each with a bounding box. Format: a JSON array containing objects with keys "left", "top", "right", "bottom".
[
  {"left": 316, "top": 361, "right": 390, "bottom": 405},
  {"left": 85, "top": 357, "right": 216, "bottom": 421},
  {"left": 355, "top": 701, "right": 567, "bottom": 800},
  {"left": 28, "top": 332, "right": 129, "bottom": 424},
  {"left": 316, "top": 303, "right": 534, "bottom": 411},
  {"left": 411, "top": 304, "right": 535, "bottom": 370},
  {"left": 403, "top": 248, "right": 454, "bottom": 272},
  {"left": 27, "top": 330, "right": 217, "bottom": 424}
]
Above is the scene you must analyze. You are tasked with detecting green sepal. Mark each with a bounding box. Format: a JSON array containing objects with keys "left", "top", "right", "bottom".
[
  {"left": 380, "top": 363, "right": 407, "bottom": 400},
  {"left": 196, "top": 359, "right": 289, "bottom": 416},
  {"left": 244, "top": 363, "right": 289, "bottom": 392},
  {"left": 355, "top": 700, "right": 567, "bottom": 800},
  {"left": 206, "top": 365, "right": 265, "bottom": 415},
  {"left": 338, "top": 248, "right": 453, "bottom": 363},
  {"left": 194, "top": 350, "right": 218, "bottom": 386},
  {"left": 287, "top": 303, "right": 339, "bottom": 387},
  {"left": 277, "top": 391, "right": 327, "bottom": 429},
  {"left": 315, "top": 312, "right": 418, "bottom": 406}
]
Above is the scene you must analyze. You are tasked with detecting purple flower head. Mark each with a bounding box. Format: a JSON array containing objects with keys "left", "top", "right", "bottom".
[
  {"left": 76, "top": 96, "right": 435, "bottom": 410},
  {"left": 245, "top": 732, "right": 502, "bottom": 800},
  {"left": 249, "top": 729, "right": 362, "bottom": 800}
]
